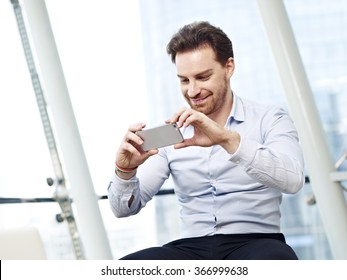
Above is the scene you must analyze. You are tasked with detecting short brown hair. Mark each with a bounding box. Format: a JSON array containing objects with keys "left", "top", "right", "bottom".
[{"left": 166, "top": 21, "right": 234, "bottom": 65}]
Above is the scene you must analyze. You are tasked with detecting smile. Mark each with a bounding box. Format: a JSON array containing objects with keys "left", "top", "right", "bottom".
[{"left": 191, "top": 95, "right": 209, "bottom": 105}]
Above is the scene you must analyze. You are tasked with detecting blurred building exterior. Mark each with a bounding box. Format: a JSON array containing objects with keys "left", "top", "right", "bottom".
[
  {"left": 138, "top": 0, "right": 347, "bottom": 259},
  {"left": 1, "top": 0, "right": 346, "bottom": 260}
]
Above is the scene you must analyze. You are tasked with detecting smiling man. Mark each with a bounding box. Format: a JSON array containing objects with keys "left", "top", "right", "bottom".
[{"left": 108, "top": 21, "right": 305, "bottom": 260}]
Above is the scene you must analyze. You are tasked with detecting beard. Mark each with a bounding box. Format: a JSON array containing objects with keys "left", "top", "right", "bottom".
[{"left": 186, "top": 78, "right": 230, "bottom": 117}]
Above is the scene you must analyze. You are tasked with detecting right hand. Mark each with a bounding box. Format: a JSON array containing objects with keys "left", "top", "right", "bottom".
[{"left": 116, "top": 123, "right": 158, "bottom": 173}]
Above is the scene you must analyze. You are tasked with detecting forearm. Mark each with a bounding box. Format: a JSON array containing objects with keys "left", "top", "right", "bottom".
[
  {"left": 108, "top": 151, "right": 170, "bottom": 218},
  {"left": 219, "top": 130, "right": 241, "bottom": 154},
  {"left": 107, "top": 174, "right": 142, "bottom": 218},
  {"left": 230, "top": 137, "right": 305, "bottom": 194}
]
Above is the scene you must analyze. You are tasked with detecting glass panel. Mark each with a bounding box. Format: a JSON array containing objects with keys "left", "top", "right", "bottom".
[
  {"left": 1, "top": 0, "right": 346, "bottom": 260},
  {"left": 137, "top": 0, "right": 347, "bottom": 260}
]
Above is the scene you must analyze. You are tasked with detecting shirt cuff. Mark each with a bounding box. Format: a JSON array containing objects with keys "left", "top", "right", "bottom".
[
  {"left": 108, "top": 173, "right": 139, "bottom": 194},
  {"left": 229, "top": 137, "right": 260, "bottom": 167}
]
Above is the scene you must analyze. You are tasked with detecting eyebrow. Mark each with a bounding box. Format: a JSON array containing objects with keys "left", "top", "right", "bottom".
[{"left": 177, "top": 69, "right": 213, "bottom": 79}]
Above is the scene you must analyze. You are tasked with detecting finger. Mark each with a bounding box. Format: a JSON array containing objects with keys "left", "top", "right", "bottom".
[
  {"left": 167, "top": 107, "right": 188, "bottom": 127},
  {"left": 128, "top": 122, "right": 146, "bottom": 133},
  {"left": 144, "top": 149, "right": 159, "bottom": 158},
  {"left": 173, "top": 138, "right": 195, "bottom": 149},
  {"left": 121, "top": 142, "right": 158, "bottom": 159},
  {"left": 120, "top": 141, "right": 142, "bottom": 158},
  {"left": 170, "top": 108, "right": 191, "bottom": 128},
  {"left": 177, "top": 109, "right": 198, "bottom": 128},
  {"left": 125, "top": 130, "right": 144, "bottom": 146},
  {"left": 132, "top": 148, "right": 159, "bottom": 167},
  {"left": 124, "top": 122, "right": 148, "bottom": 145}
]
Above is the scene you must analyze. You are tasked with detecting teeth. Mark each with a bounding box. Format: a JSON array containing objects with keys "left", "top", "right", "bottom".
[
  {"left": 193, "top": 97, "right": 205, "bottom": 103},
  {"left": 193, "top": 98, "right": 205, "bottom": 103}
]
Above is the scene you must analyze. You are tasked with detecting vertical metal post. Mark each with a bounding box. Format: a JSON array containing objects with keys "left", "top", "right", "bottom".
[
  {"left": 20, "top": 0, "right": 113, "bottom": 259},
  {"left": 256, "top": 0, "right": 347, "bottom": 259}
]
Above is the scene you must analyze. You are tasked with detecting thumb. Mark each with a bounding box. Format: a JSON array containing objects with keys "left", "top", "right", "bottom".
[{"left": 174, "top": 138, "right": 194, "bottom": 149}]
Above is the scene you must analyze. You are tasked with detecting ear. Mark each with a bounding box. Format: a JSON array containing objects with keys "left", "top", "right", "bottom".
[{"left": 225, "top": 57, "right": 235, "bottom": 78}]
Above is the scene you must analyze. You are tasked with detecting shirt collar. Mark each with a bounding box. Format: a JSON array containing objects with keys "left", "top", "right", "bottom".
[{"left": 227, "top": 92, "right": 245, "bottom": 125}]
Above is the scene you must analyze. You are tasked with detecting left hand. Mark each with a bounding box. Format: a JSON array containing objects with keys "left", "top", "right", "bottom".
[{"left": 166, "top": 107, "right": 240, "bottom": 153}]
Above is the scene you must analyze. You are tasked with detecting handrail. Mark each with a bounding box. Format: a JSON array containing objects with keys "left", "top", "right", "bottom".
[{"left": 0, "top": 189, "right": 175, "bottom": 205}]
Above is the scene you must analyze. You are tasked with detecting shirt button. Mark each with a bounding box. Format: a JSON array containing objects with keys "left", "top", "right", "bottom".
[{"left": 235, "top": 159, "right": 240, "bottom": 164}]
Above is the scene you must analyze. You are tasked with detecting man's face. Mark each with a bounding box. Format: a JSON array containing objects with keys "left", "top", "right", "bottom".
[{"left": 175, "top": 46, "right": 234, "bottom": 117}]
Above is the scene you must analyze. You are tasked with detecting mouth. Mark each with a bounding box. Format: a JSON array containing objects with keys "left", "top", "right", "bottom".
[{"left": 191, "top": 95, "right": 210, "bottom": 105}]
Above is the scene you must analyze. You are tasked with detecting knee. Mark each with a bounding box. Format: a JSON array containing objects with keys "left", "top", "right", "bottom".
[
  {"left": 229, "top": 239, "right": 298, "bottom": 260},
  {"left": 120, "top": 247, "right": 162, "bottom": 260},
  {"left": 251, "top": 239, "right": 298, "bottom": 260}
]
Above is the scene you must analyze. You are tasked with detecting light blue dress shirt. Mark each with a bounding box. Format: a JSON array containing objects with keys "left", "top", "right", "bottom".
[{"left": 108, "top": 94, "right": 305, "bottom": 238}]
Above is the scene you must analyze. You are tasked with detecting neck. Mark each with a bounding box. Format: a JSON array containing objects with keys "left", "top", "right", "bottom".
[{"left": 209, "top": 90, "right": 233, "bottom": 126}]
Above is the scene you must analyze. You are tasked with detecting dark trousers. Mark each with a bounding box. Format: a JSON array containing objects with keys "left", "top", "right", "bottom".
[{"left": 120, "top": 233, "right": 298, "bottom": 260}]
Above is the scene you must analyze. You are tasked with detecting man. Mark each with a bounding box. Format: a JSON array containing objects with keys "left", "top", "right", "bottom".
[{"left": 108, "top": 21, "right": 305, "bottom": 260}]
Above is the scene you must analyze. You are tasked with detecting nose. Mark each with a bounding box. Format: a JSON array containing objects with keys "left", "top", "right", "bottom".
[{"left": 187, "top": 81, "right": 201, "bottom": 97}]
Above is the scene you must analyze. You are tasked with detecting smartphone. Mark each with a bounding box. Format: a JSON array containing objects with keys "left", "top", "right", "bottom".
[{"left": 136, "top": 123, "right": 184, "bottom": 151}]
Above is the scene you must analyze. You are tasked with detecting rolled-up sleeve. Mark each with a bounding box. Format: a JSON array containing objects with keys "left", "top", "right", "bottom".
[
  {"left": 107, "top": 150, "right": 170, "bottom": 218},
  {"left": 229, "top": 107, "right": 305, "bottom": 194},
  {"left": 107, "top": 174, "right": 141, "bottom": 217}
]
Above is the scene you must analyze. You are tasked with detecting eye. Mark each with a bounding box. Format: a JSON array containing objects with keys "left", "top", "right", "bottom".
[
  {"left": 179, "top": 78, "right": 189, "bottom": 84},
  {"left": 197, "top": 74, "right": 211, "bottom": 81}
]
